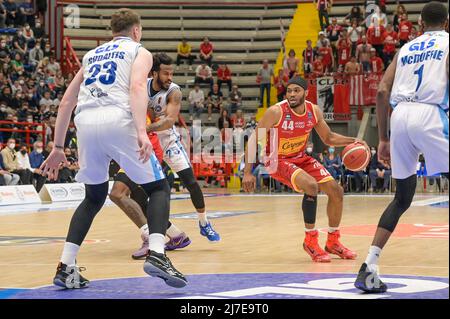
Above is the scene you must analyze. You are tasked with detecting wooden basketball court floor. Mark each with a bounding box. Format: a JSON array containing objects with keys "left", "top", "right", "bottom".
[{"left": 0, "top": 191, "right": 448, "bottom": 299}]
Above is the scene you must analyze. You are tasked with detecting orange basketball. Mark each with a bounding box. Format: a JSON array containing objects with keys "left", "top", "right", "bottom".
[{"left": 342, "top": 142, "right": 371, "bottom": 172}]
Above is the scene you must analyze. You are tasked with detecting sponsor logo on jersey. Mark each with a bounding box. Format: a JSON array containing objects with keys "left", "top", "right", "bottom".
[{"left": 279, "top": 135, "right": 308, "bottom": 156}]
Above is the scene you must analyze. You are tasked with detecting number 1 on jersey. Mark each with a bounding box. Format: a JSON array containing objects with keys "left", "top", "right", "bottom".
[{"left": 413, "top": 64, "right": 424, "bottom": 92}]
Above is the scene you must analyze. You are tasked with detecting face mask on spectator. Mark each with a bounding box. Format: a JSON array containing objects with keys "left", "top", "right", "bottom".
[
  {"left": 18, "top": 32, "right": 23, "bottom": 37},
  {"left": 20, "top": 149, "right": 27, "bottom": 155},
  {"left": 0, "top": 106, "right": 6, "bottom": 112},
  {"left": 8, "top": 143, "right": 15, "bottom": 150},
  {"left": 39, "top": 81, "right": 45, "bottom": 87},
  {"left": 25, "top": 26, "right": 30, "bottom": 30},
  {"left": 36, "top": 148, "right": 43, "bottom": 154},
  {"left": 306, "top": 147, "right": 313, "bottom": 153},
  {"left": 329, "top": 147, "right": 335, "bottom": 154},
  {"left": 19, "top": 80, "right": 24, "bottom": 85},
  {"left": 27, "top": 117, "right": 33, "bottom": 123},
  {"left": 371, "top": 150, "right": 376, "bottom": 155}
]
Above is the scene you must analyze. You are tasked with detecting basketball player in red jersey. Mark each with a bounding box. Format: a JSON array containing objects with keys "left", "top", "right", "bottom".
[{"left": 243, "top": 76, "right": 368, "bottom": 262}]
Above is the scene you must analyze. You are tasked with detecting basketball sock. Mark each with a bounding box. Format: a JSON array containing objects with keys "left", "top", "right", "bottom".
[
  {"left": 167, "top": 223, "right": 183, "bottom": 238},
  {"left": 60, "top": 242, "right": 80, "bottom": 266},
  {"left": 328, "top": 227, "right": 339, "bottom": 233},
  {"left": 149, "top": 233, "right": 165, "bottom": 254},
  {"left": 197, "top": 212, "right": 208, "bottom": 226},
  {"left": 365, "top": 245, "right": 382, "bottom": 269},
  {"left": 305, "top": 228, "right": 316, "bottom": 232},
  {"left": 140, "top": 224, "right": 149, "bottom": 238}
]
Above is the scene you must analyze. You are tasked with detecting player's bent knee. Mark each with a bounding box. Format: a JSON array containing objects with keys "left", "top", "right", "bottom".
[{"left": 302, "top": 180, "right": 319, "bottom": 196}]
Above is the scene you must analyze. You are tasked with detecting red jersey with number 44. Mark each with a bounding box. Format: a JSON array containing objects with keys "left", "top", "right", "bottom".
[{"left": 266, "top": 100, "right": 318, "bottom": 160}]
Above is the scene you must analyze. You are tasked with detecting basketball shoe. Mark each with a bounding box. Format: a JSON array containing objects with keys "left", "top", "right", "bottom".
[
  {"left": 199, "top": 221, "right": 221, "bottom": 242},
  {"left": 53, "top": 262, "right": 90, "bottom": 289},
  {"left": 325, "top": 230, "right": 357, "bottom": 259},
  {"left": 131, "top": 233, "right": 149, "bottom": 260},
  {"left": 354, "top": 263, "right": 388, "bottom": 293},
  {"left": 166, "top": 232, "right": 192, "bottom": 251},
  {"left": 143, "top": 250, "right": 187, "bottom": 288},
  {"left": 303, "top": 230, "right": 331, "bottom": 262}
]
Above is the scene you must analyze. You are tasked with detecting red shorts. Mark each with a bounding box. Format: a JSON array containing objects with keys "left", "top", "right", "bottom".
[{"left": 267, "top": 155, "right": 334, "bottom": 193}]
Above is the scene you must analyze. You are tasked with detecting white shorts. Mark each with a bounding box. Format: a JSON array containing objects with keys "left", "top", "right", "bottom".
[
  {"left": 162, "top": 137, "right": 191, "bottom": 173},
  {"left": 74, "top": 107, "right": 164, "bottom": 185},
  {"left": 390, "top": 102, "right": 449, "bottom": 179}
]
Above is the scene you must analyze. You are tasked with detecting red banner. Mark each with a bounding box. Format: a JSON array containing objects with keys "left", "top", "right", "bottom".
[{"left": 349, "top": 74, "right": 382, "bottom": 106}]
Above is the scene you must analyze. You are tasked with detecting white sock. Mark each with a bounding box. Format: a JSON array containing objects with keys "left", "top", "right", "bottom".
[
  {"left": 197, "top": 212, "right": 208, "bottom": 226},
  {"left": 305, "top": 228, "right": 316, "bottom": 232},
  {"left": 167, "top": 223, "right": 183, "bottom": 238},
  {"left": 148, "top": 233, "right": 165, "bottom": 254},
  {"left": 365, "top": 245, "right": 382, "bottom": 268},
  {"left": 60, "top": 242, "right": 80, "bottom": 266},
  {"left": 140, "top": 224, "right": 149, "bottom": 238},
  {"left": 328, "top": 227, "right": 339, "bottom": 233}
]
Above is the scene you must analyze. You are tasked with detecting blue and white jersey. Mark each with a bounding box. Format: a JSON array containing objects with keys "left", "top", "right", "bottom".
[
  {"left": 390, "top": 30, "right": 449, "bottom": 111},
  {"left": 147, "top": 78, "right": 182, "bottom": 146},
  {"left": 76, "top": 36, "right": 142, "bottom": 114}
]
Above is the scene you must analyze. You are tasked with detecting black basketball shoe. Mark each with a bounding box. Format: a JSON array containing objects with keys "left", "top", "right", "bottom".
[
  {"left": 143, "top": 250, "right": 187, "bottom": 288},
  {"left": 53, "top": 262, "right": 90, "bottom": 289},
  {"left": 354, "top": 263, "right": 388, "bottom": 293}
]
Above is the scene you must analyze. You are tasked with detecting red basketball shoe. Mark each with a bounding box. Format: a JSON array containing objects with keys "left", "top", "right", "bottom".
[
  {"left": 303, "top": 230, "right": 331, "bottom": 263},
  {"left": 325, "top": 230, "right": 357, "bottom": 259}
]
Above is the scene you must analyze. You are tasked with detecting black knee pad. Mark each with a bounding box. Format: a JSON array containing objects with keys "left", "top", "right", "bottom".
[
  {"left": 178, "top": 168, "right": 205, "bottom": 209},
  {"left": 378, "top": 175, "right": 416, "bottom": 232},
  {"left": 302, "top": 194, "right": 318, "bottom": 225}
]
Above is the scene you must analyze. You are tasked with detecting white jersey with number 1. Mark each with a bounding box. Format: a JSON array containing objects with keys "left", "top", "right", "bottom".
[
  {"left": 389, "top": 30, "right": 449, "bottom": 179},
  {"left": 390, "top": 30, "right": 448, "bottom": 110}
]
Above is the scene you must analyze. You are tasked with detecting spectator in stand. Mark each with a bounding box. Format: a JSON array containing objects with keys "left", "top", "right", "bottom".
[
  {"left": 194, "top": 62, "right": 214, "bottom": 91},
  {"left": 356, "top": 35, "right": 372, "bottom": 73},
  {"left": 0, "top": 2, "right": 6, "bottom": 29},
  {"left": 305, "top": 142, "right": 321, "bottom": 162},
  {"left": 347, "top": 19, "right": 363, "bottom": 56},
  {"left": 13, "top": 30, "right": 27, "bottom": 57},
  {"left": 232, "top": 109, "right": 246, "bottom": 129},
  {"left": 4, "top": 0, "right": 21, "bottom": 27},
  {"left": 1, "top": 86, "right": 15, "bottom": 107},
  {"left": 408, "top": 26, "right": 419, "bottom": 42},
  {"left": 382, "top": 23, "right": 398, "bottom": 66},
  {"left": 344, "top": 6, "right": 363, "bottom": 26},
  {"left": 32, "top": 20, "right": 45, "bottom": 40},
  {"left": 273, "top": 68, "right": 289, "bottom": 102},
  {"left": 369, "top": 5, "right": 387, "bottom": 28},
  {"left": 318, "top": 41, "right": 334, "bottom": 73},
  {"left": 367, "top": 20, "right": 385, "bottom": 61},
  {"left": 28, "top": 41, "right": 43, "bottom": 69},
  {"left": 16, "top": 143, "right": 38, "bottom": 184},
  {"left": 36, "top": 0, "right": 47, "bottom": 26},
  {"left": 326, "top": 17, "right": 342, "bottom": 54},
  {"left": 369, "top": 48, "right": 384, "bottom": 74},
  {"left": 39, "top": 90, "right": 52, "bottom": 109},
  {"left": 176, "top": 38, "right": 194, "bottom": 70},
  {"left": 313, "top": 54, "right": 325, "bottom": 77},
  {"left": 0, "top": 38, "right": 11, "bottom": 57},
  {"left": 302, "top": 39, "right": 316, "bottom": 76},
  {"left": 285, "top": 49, "right": 299, "bottom": 79},
  {"left": 256, "top": 59, "right": 273, "bottom": 108},
  {"left": 398, "top": 13, "right": 413, "bottom": 47},
  {"left": 0, "top": 138, "right": 32, "bottom": 184},
  {"left": 188, "top": 84, "right": 205, "bottom": 121},
  {"left": 324, "top": 146, "right": 342, "bottom": 181},
  {"left": 228, "top": 84, "right": 242, "bottom": 114},
  {"left": 314, "top": 0, "right": 332, "bottom": 31},
  {"left": 10, "top": 52, "right": 24, "bottom": 77},
  {"left": 217, "top": 64, "right": 232, "bottom": 93},
  {"left": 368, "top": 146, "right": 391, "bottom": 193},
  {"left": 337, "top": 30, "right": 352, "bottom": 72},
  {"left": 46, "top": 55, "right": 61, "bottom": 76},
  {"left": 206, "top": 83, "right": 223, "bottom": 121},
  {"left": 218, "top": 108, "right": 231, "bottom": 130},
  {"left": 316, "top": 30, "right": 331, "bottom": 49},
  {"left": 29, "top": 140, "right": 46, "bottom": 191},
  {"left": 0, "top": 147, "right": 20, "bottom": 185},
  {"left": 58, "top": 147, "right": 79, "bottom": 183},
  {"left": 23, "top": 23, "right": 34, "bottom": 43},
  {"left": 43, "top": 41, "right": 52, "bottom": 57},
  {"left": 392, "top": 4, "right": 406, "bottom": 33},
  {"left": 19, "top": 0, "right": 35, "bottom": 27},
  {"left": 199, "top": 37, "right": 213, "bottom": 67}
]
